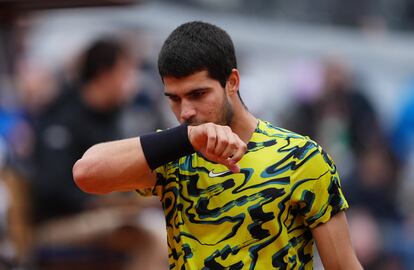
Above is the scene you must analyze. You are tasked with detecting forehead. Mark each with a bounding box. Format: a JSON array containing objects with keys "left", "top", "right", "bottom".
[{"left": 163, "top": 70, "right": 220, "bottom": 94}]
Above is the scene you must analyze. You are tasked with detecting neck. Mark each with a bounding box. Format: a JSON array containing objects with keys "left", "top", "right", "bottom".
[{"left": 230, "top": 104, "right": 258, "bottom": 143}]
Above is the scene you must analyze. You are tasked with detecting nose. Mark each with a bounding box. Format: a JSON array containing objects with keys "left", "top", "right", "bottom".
[{"left": 180, "top": 100, "right": 196, "bottom": 123}]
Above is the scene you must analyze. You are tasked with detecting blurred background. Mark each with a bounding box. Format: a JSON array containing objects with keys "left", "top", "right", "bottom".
[{"left": 0, "top": 0, "right": 414, "bottom": 269}]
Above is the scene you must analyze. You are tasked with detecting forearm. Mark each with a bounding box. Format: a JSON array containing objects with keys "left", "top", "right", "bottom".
[
  {"left": 73, "top": 122, "right": 247, "bottom": 194},
  {"left": 73, "top": 137, "right": 154, "bottom": 194}
]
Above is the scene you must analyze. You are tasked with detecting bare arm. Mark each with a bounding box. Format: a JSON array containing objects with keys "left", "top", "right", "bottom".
[
  {"left": 312, "top": 211, "right": 362, "bottom": 270},
  {"left": 73, "top": 137, "right": 155, "bottom": 194},
  {"left": 73, "top": 123, "right": 246, "bottom": 195}
]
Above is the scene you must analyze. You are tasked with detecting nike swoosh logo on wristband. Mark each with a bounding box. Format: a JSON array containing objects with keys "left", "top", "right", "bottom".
[{"left": 208, "top": 170, "right": 232, "bottom": 178}]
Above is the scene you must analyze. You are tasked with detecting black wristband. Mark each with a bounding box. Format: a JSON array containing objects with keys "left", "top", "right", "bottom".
[{"left": 140, "top": 124, "right": 195, "bottom": 170}]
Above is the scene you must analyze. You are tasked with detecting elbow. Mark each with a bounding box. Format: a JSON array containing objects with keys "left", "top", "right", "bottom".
[
  {"left": 73, "top": 158, "right": 109, "bottom": 195},
  {"left": 72, "top": 159, "right": 94, "bottom": 193}
]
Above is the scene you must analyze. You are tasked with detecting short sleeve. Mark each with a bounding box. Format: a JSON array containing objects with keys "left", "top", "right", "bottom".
[{"left": 290, "top": 141, "right": 349, "bottom": 229}]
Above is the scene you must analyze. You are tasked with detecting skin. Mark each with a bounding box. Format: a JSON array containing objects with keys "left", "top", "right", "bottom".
[
  {"left": 73, "top": 69, "right": 362, "bottom": 270},
  {"left": 163, "top": 70, "right": 254, "bottom": 172}
]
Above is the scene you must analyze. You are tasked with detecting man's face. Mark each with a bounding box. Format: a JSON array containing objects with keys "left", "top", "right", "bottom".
[{"left": 163, "top": 70, "right": 233, "bottom": 126}]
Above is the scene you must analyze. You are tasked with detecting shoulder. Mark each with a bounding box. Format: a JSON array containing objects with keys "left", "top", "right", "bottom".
[
  {"left": 255, "top": 119, "right": 309, "bottom": 141},
  {"left": 255, "top": 119, "right": 318, "bottom": 151},
  {"left": 257, "top": 119, "right": 336, "bottom": 177}
]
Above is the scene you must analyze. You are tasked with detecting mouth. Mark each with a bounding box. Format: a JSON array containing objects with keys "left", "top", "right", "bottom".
[
  {"left": 185, "top": 120, "right": 199, "bottom": 126},
  {"left": 184, "top": 119, "right": 205, "bottom": 126}
]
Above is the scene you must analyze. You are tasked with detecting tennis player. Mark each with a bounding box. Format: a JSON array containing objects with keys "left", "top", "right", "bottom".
[{"left": 73, "top": 21, "right": 362, "bottom": 269}]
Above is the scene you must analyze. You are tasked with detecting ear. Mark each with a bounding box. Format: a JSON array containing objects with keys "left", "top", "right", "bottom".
[{"left": 226, "top": 68, "right": 240, "bottom": 96}]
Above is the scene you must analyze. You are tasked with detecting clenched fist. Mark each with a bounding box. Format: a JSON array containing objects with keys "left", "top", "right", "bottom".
[{"left": 188, "top": 123, "right": 247, "bottom": 173}]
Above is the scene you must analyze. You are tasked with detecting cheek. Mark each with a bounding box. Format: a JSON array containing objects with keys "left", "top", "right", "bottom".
[
  {"left": 169, "top": 102, "right": 181, "bottom": 117},
  {"left": 198, "top": 100, "right": 220, "bottom": 120}
]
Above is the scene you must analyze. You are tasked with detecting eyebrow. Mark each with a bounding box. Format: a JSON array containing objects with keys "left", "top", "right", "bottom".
[
  {"left": 164, "top": 87, "right": 210, "bottom": 98},
  {"left": 164, "top": 92, "right": 176, "bottom": 98}
]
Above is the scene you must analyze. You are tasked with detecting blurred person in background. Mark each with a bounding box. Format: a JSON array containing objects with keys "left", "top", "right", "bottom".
[
  {"left": 28, "top": 37, "right": 167, "bottom": 270},
  {"left": 30, "top": 37, "right": 136, "bottom": 225},
  {"left": 284, "top": 57, "right": 403, "bottom": 269},
  {"left": 285, "top": 57, "right": 384, "bottom": 177}
]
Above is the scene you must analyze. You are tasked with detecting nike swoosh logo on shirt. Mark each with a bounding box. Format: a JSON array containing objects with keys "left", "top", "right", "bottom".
[{"left": 208, "top": 170, "right": 232, "bottom": 178}]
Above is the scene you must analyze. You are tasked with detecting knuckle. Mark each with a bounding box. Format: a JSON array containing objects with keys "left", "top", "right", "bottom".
[
  {"left": 208, "top": 136, "right": 216, "bottom": 142},
  {"left": 221, "top": 139, "right": 229, "bottom": 145},
  {"left": 229, "top": 142, "right": 238, "bottom": 149},
  {"left": 203, "top": 124, "right": 212, "bottom": 132}
]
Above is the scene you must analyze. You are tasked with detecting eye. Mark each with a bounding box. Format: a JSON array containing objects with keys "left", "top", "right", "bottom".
[
  {"left": 189, "top": 90, "right": 205, "bottom": 100},
  {"left": 168, "top": 95, "right": 180, "bottom": 103}
]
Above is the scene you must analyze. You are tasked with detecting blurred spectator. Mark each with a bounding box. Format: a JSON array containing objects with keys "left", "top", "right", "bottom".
[
  {"left": 30, "top": 37, "right": 136, "bottom": 224},
  {"left": 285, "top": 57, "right": 384, "bottom": 178},
  {"left": 284, "top": 56, "right": 403, "bottom": 268},
  {"left": 26, "top": 37, "right": 167, "bottom": 269},
  {"left": 348, "top": 146, "right": 399, "bottom": 220}
]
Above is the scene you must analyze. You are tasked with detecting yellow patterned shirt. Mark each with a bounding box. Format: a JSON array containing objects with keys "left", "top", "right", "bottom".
[{"left": 138, "top": 119, "right": 349, "bottom": 269}]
